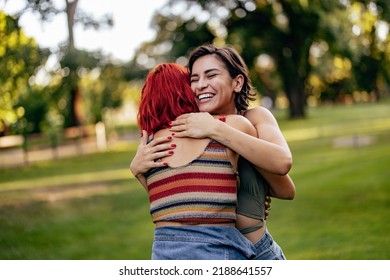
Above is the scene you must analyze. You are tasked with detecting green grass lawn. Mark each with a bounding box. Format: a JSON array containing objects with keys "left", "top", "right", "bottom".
[{"left": 0, "top": 101, "right": 389, "bottom": 260}]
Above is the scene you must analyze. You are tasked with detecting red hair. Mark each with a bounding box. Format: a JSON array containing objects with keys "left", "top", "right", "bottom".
[{"left": 138, "top": 63, "right": 199, "bottom": 134}]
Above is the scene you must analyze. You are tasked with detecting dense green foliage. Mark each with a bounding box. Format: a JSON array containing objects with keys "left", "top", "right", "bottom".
[{"left": 0, "top": 11, "right": 49, "bottom": 134}]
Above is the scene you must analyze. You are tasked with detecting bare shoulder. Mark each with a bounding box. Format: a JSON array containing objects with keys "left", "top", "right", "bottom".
[
  {"left": 243, "top": 106, "right": 278, "bottom": 126},
  {"left": 225, "top": 114, "right": 252, "bottom": 126},
  {"left": 225, "top": 115, "right": 256, "bottom": 136}
]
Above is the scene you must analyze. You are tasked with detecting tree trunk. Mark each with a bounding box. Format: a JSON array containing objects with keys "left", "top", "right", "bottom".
[
  {"left": 287, "top": 86, "right": 306, "bottom": 119},
  {"left": 65, "top": 0, "right": 78, "bottom": 49},
  {"left": 68, "top": 85, "right": 81, "bottom": 127},
  {"left": 279, "top": 56, "right": 307, "bottom": 119},
  {"left": 65, "top": 0, "right": 81, "bottom": 128}
]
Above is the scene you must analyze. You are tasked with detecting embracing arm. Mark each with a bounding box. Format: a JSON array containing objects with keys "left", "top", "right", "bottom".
[
  {"left": 129, "top": 130, "right": 176, "bottom": 190},
  {"left": 170, "top": 107, "right": 295, "bottom": 199},
  {"left": 244, "top": 107, "right": 295, "bottom": 199},
  {"left": 170, "top": 109, "right": 292, "bottom": 175},
  {"left": 257, "top": 169, "right": 295, "bottom": 199}
]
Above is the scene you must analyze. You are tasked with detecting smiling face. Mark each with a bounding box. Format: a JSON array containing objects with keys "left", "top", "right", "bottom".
[{"left": 190, "top": 54, "right": 243, "bottom": 115}]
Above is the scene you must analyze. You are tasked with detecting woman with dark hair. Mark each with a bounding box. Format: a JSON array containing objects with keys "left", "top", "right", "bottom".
[
  {"left": 179, "top": 44, "right": 294, "bottom": 260},
  {"left": 131, "top": 44, "right": 295, "bottom": 260},
  {"left": 135, "top": 62, "right": 258, "bottom": 260}
]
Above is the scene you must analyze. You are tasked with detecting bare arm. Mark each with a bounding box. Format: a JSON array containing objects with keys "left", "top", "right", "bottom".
[
  {"left": 244, "top": 107, "right": 295, "bottom": 199},
  {"left": 224, "top": 114, "right": 257, "bottom": 169},
  {"left": 170, "top": 110, "right": 292, "bottom": 175},
  {"left": 257, "top": 170, "right": 295, "bottom": 199},
  {"left": 129, "top": 130, "right": 176, "bottom": 189},
  {"left": 169, "top": 108, "right": 295, "bottom": 199}
]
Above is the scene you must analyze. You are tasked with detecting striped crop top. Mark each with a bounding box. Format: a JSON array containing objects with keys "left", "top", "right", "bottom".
[{"left": 145, "top": 139, "right": 238, "bottom": 225}]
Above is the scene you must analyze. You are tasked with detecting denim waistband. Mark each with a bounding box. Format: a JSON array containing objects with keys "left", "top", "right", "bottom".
[
  {"left": 154, "top": 225, "right": 256, "bottom": 259},
  {"left": 253, "top": 228, "right": 273, "bottom": 252}
]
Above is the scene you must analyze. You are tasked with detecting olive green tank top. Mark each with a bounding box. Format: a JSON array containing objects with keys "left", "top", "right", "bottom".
[{"left": 237, "top": 156, "right": 269, "bottom": 234}]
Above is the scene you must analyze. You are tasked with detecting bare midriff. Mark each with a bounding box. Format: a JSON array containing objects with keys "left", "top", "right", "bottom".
[{"left": 236, "top": 214, "right": 266, "bottom": 244}]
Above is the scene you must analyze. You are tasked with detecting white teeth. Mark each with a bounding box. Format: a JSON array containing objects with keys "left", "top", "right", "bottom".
[{"left": 198, "top": 93, "right": 214, "bottom": 101}]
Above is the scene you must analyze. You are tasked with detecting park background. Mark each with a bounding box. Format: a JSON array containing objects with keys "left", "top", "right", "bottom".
[{"left": 0, "top": 0, "right": 389, "bottom": 259}]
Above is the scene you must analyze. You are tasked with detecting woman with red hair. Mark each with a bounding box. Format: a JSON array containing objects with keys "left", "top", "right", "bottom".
[
  {"left": 135, "top": 62, "right": 258, "bottom": 259},
  {"left": 137, "top": 63, "right": 199, "bottom": 135}
]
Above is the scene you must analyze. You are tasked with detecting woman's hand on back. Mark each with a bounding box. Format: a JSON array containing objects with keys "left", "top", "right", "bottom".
[
  {"left": 169, "top": 112, "right": 218, "bottom": 138},
  {"left": 130, "top": 130, "right": 176, "bottom": 177}
]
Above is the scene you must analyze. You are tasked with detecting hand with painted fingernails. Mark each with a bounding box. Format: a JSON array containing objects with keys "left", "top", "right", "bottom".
[{"left": 130, "top": 130, "right": 176, "bottom": 178}]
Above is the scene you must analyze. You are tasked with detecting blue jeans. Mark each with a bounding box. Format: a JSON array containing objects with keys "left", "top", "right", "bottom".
[
  {"left": 152, "top": 226, "right": 256, "bottom": 260},
  {"left": 253, "top": 228, "right": 286, "bottom": 260}
]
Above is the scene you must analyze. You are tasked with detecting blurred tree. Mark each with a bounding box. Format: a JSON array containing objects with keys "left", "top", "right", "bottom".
[
  {"left": 307, "top": 0, "right": 390, "bottom": 103},
  {"left": 79, "top": 63, "right": 127, "bottom": 124},
  {"left": 225, "top": 0, "right": 321, "bottom": 118},
  {"left": 131, "top": 0, "right": 389, "bottom": 118},
  {"left": 17, "top": 87, "right": 49, "bottom": 134},
  {"left": 59, "top": 47, "right": 103, "bottom": 127},
  {"left": 125, "top": 8, "right": 215, "bottom": 81},
  {"left": 2, "top": 0, "right": 114, "bottom": 127},
  {"left": 348, "top": 1, "right": 390, "bottom": 100},
  {"left": 131, "top": 0, "right": 325, "bottom": 118},
  {"left": 0, "top": 11, "right": 48, "bottom": 135}
]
